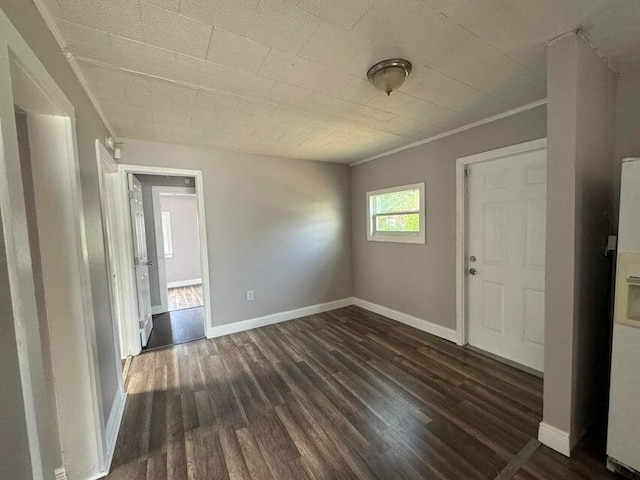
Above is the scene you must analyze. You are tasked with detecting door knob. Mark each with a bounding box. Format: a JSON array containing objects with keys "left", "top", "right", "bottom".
[{"left": 469, "top": 268, "right": 478, "bottom": 275}]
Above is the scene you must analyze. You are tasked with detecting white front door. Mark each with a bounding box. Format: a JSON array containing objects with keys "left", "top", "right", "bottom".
[
  {"left": 466, "top": 147, "right": 547, "bottom": 371},
  {"left": 128, "top": 174, "right": 153, "bottom": 347}
]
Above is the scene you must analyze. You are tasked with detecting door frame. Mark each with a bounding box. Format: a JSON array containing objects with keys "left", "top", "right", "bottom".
[
  {"left": 455, "top": 138, "right": 547, "bottom": 346},
  {"left": 0, "top": 7, "right": 118, "bottom": 478},
  {"left": 96, "top": 140, "right": 136, "bottom": 360},
  {"left": 152, "top": 185, "right": 198, "bottom": 314},
  {"left": 115, "top": 164, "right": 213, "bottom": 355}
]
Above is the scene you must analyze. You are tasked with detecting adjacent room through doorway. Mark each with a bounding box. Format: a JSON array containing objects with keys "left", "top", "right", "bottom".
[
  {"left": 131, "top": 174, "right": 205, "bottom": 351},
  {"left": 160, "top": 191, "right": 204, "bottom": 311}
]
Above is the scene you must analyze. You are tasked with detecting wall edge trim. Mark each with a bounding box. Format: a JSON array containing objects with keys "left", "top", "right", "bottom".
[
  {"left": 538, "top": 421, "right": 571, "bottom": 457},
  {"left": 352, "top": 298, "right": 458, "bottom": 343},
  {"left": 102, "top": 388, "right": 127, "bottom": 475},
  {"left": 209, "top": 298, "right": 356, "bottom": 338},
  {"left": 209, "top": 297, "right": 459, "bottom": 343},
  {"left": 350, "top": 98, "right": 547, "bottom": 167}
]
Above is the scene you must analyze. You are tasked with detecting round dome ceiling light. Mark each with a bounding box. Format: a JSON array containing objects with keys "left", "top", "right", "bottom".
[{"left": 367, "top": 58, "right": 412, "bottom": 96}]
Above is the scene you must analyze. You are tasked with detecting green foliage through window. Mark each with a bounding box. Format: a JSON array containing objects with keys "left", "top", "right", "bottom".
[
  {"left": 371, "top": 188, "right": 421, "bottom": 234},
  {"left": 375, "top": 213, "right": 420, "bottom": 232},
  {"left": 374, "top": 189, "right": 420, "bottom": 214}
]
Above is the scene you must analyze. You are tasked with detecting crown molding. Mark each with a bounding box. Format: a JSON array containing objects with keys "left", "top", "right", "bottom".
[
  {"left": 31, "top": 0, "right": 115, "bottom": 136},
  {"left": 350, "top": 98, "right": 547, "bottom": 167}
]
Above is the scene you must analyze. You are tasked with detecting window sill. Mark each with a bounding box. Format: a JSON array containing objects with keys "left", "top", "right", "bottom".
[{"left": 367, "top": 234, "right": 425, "bottom": 244}]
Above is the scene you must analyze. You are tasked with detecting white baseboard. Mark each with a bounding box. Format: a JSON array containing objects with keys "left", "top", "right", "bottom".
[
  {"left": 209, "top": 296, "right": 459, "bottom": 344},
  {"left": 352, "top": 298, "right": 458, "bottom": 343},
  {"left": 210, "top": 297, "right": 355, "bottom": 338},
  {"left": 85, "top": 473, "right": 107, "bottom": 480},
  {"left": 103, "top": 388, "right": 127, "bottom": 473},
  {"left": 538, "top": 422, "right": 571, "bottom": 457},
  {"left": 49, "top": 393, "right": 126, "bottom": 480},
  {"left": 167, "top": 278, "right": 202, "bottom": 288}
]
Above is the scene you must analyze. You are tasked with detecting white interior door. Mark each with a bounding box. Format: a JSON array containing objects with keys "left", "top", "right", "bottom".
[
  {"left": 466, "top": 148, "right": 547, "bottom": 371},
  {"left": 128, "top": 174, "right": 153, "bottom": 346}
]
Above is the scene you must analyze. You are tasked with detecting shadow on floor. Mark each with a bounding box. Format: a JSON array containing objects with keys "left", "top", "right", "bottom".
[{"left": 142, "top": 306, "right": 205, "bottom": 351}]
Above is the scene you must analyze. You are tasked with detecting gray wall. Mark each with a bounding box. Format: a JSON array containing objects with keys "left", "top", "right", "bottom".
[
  {"left": 135, "top": 174, "right": 195, "bottom": 307},
  {"left": 0, "top": 0, "right": 119, "bottom": 448},
  {"left": 544, "top": 34, "right": 616, "bottom": 444},
  {"left": 121, "top": 139, "right": 353, "bottom": 326},
  {"left": 161, "top": 195, "right": 202, "bottom": 284},
  {"left": 351, "top": 105, "right": 547, "bottom": 329}
]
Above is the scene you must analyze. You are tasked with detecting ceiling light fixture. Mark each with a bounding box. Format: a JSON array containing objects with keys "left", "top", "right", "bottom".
[{"left": 367, "top": 58, "right": 412, "bottom": 96}]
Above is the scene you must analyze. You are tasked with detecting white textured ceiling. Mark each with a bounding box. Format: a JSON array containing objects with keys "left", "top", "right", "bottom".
[{"left": 42, "top": 0, "right": 640, "bottom": 163}]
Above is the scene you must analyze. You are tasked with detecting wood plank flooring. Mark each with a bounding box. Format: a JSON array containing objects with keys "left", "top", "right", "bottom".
[
  {"left": 107, "top": 306, "right": 617, "bottom": 480},
  {"left": 168, "top": 284, "right": 204, "bottom": 311}
]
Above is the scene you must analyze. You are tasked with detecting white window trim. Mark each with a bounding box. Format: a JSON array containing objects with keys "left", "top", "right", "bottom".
[
  {"left": 161, "top": 211, "right": 174, "bottom": 258},
  {"left": 366, "top": 182, "right": 426, "bottom": 244}
]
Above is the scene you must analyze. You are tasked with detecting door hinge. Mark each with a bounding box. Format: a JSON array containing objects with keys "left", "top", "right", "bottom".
[
  {"left": 464, "top": 166, "right": 468, "bottom": 177},
  {"left": 128, "top": 190, "right": 134, "bottom": 199},
  {"left": 139, "top": 320, "right": 145, "bottom": 328}
]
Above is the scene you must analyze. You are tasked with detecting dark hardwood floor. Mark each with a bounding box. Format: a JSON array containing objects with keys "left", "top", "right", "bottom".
[
  {"left": 143, "top": 307, "right": 205, "bottom": 351},
  {"left": 108, "top": 306, "right": 617, "bottom": 479}
]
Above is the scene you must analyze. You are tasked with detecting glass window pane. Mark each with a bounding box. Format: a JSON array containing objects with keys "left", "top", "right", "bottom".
[
  {"left": 374, "top": 189, "right": 420, "bottom": 214},
  {"left": 162, "top": 211, "right": 173, "bottom": 258},
  {"left": 375, "top": 213, "right": 420, "bottom": 232}
]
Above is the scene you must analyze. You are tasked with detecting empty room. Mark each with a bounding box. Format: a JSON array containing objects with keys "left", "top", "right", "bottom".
[{"left": 1, "top": 0, "right": 639, "bottom": 479}]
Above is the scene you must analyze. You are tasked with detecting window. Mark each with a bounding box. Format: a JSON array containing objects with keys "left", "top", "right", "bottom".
[
  {"left": 161, "top": 211, "right": 173, "bottom": 258},
  {"left": 367, "top": 182, "right": 425, "bottom": 244}
]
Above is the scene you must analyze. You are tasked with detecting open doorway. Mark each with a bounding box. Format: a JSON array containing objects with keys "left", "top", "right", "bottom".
[
  {"left": 153, "top": 184, "right": 204, "bottom": 313},
  {"left": 135, "top": 174, "right": 204, "bottom": 350},
  {"left": 116, "top": 169, "right": 211, "bottom": 353}
]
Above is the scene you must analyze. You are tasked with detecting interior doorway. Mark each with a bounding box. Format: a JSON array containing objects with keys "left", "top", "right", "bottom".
[
  {"left": 457, "top": 139, "right": 547, "bottom": 372},
  {"left": 111, "top": 165, "right": 212, "bottom": 356},
  {"left": 152, "top": 185, "right": 204, "bottom": 313},
  {"left": 3, "top": 40, "right": 124, "bottom": 477},
  {"left": 134, "top": 175, "right": 204, "bottom": 350}
]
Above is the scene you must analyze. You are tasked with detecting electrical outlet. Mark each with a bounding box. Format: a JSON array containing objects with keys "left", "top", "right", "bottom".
[{"left": 246, "top": 290, "right": 254, "bottom": 301}]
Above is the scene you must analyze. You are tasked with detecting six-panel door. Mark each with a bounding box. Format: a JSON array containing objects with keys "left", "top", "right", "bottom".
[{"left": 467, "top": 148, "right": 547, "bottom": 371}]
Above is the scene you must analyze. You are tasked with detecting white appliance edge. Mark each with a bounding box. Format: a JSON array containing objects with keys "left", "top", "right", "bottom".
[{"left": 607, "top": 157, "right": 640, "bottom": 473}]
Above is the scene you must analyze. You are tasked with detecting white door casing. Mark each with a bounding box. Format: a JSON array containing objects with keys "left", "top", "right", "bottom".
[
  {"left": 0, "top": 11, "right": 119, "bottom": 476},
  {"left": 128, "top": 175, "right": 153, "bottom": 346},
  {"left": 95, "top": 139, "right": 138, "bottom": 359},
  {"left": 94, "top": 140, "right": 127, "bottom": 465},
  {"left": 116, "top": 164, "right": 213, "bottom": 352},
  {"left": 463, "top": 141, "right": 547, "bottom": 371}
]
